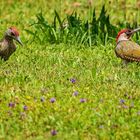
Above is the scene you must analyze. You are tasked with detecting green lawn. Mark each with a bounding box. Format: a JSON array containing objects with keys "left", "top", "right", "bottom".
[{"left": 0, "top": 0, "right": 140, "bottom": 140}]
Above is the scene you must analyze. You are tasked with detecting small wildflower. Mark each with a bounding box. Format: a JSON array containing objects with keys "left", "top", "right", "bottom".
[
  {"left": 40, "top": 97, "right": 45, "bottom": 102},
  {"left": 80, "top": 98, "right": 86, "bottom": 103},
  {"left": 120, "top": 99, "right": 125, "bottom": 104},
  {"left": 70, "top": 78, "right": 76, "bottom": 83},
  {"left": 50, "top": 98, "right": 56, "bottom": 103},
  {"left": 122, "top": 105, "right": 129, "bottom": 109},
  {"left": 51, "top": 129, "right": 57, "bottom": 136},
  {"left": 99, "top": 125, "right": 104, "bottom": 129},
  {"left": 23, "top": 105, "right": 28, "bottom": 111},
  {"left": 73, "top": 91, "right": 78, "bottom": 96},
  {"left": 8, "top": 102, "right": 15, "bottom": 108}
]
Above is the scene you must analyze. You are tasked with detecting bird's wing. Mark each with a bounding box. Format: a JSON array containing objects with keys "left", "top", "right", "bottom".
[
  {"left": 0, "top": 42, "right": 5, "bottom": 54},
  {"left": 115, "top": 40, "right": 140, "bottom": 61},
  {"left": 0, "top": 41, "right": 5, "bottom": 52},
  {"left": 0, "top": 40, "right": 8, "bottom": 52},
  {"left": 0, "top": 40, "right": 9, "bottom": 60}
]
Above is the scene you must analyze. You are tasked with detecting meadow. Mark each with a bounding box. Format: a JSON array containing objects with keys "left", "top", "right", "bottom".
[{"left": 0, "top": 0, "right": 140, "bottom": 139}]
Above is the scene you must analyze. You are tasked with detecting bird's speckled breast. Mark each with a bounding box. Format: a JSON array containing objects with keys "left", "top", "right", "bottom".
[{"left": 115, "top": 40, "right": 140, "bottom": 62}]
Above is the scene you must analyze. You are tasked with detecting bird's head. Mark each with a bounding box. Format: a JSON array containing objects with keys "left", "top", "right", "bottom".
[
  {"left": 116, "top": 27, "right": 140, "bottom": 43},
  {"left": 5, "top": 27, "right": 23, "bottom": 46}
]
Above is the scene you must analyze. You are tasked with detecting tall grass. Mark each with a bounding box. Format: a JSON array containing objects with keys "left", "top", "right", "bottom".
[
  {"left": 25, "top": 5, "right": 140, "bottom": 47},
  {"left": 25, "top": 5, "right": 117, "bottom": 46}
]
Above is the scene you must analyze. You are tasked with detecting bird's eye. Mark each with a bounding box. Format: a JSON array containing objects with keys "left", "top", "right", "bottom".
[
  {"left": 11, "top": 32, "right": 15, "bottom": 36},
  {"left": 126, "top": 30, "right": 131, "bottom": 35}
]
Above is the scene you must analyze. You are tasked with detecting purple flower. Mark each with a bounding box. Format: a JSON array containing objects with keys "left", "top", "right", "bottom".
[
  {"left": 73, "top": 91, "right": 78, "bottom": 96},
  {"left": 120, "top": 99, "right": 125, "bottom": 104},
  {"left": 50, "top": 98, "right": 56, "bottom": 103},
  {"left": 8, "top": 102, "right": 15, "bottom": 108},
  {"left": 80, "top": 98, "right": 86, "bottom": 103},
  {"left": 70, "top": 78, "right": 76, "bottom": 83},
  {"left": 40, "top": 97, "right": 45, "bottom": 102},
  {"left": 51, "top": 129, "right": 57, "bottom": 136},
  {"left": 99, "top": 125, "right": 104, "bottom": 129},
  {"left": 23, "top": 105, "right": 28, "bottom": 111}
]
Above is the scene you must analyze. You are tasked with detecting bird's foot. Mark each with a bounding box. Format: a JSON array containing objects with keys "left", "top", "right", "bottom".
[{"left": 122, "top": 60, "right": 129, "bottom": 67}]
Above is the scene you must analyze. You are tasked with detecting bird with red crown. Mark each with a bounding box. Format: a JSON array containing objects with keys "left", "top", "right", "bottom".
[
  {"left": 0, "top": 27, "right": 23, "bottom": 61},
  {"left": 115, "top": 27, "right": 140, "bottom": 64}
]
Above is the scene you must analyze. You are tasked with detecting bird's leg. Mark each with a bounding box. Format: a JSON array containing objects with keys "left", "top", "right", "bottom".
[{"left": 122, "top": 60, "right": 129, "bottom": 66}]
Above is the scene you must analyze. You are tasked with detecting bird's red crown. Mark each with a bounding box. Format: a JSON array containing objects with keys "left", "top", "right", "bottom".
[
  {"left": 9, "top": 27, "right": 19, "bottom": 36},
  {"left": 116, "top": 29, "right": 128, "bottom": 42}
]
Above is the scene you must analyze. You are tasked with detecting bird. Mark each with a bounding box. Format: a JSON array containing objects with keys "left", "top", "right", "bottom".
[
  {"left": 115, "top": 27, "right": 140, "bottom": 64},
  {"left": 0, "top": 27, "right": 23, "bottom": 61}
]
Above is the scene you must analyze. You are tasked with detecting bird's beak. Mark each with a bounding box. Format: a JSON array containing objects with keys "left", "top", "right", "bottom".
[
  {"left": 130, "top": 27, "right": 140, "bottom": 34},
  {"left": 16, "top": 36, "right": 23, "bottom": 46}
]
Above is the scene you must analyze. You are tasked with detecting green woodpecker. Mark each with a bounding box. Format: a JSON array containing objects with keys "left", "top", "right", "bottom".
[
  {"left": 0, "top": 27, "right": 23, "bottom": 61},
  {"left": 115, "top": 27, "right": 140, "bottom": 63}
]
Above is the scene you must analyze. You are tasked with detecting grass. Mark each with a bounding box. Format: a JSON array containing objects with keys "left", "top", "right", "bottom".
[{"left": 0, "top": 0, "right": 140, "bottom": 139}]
